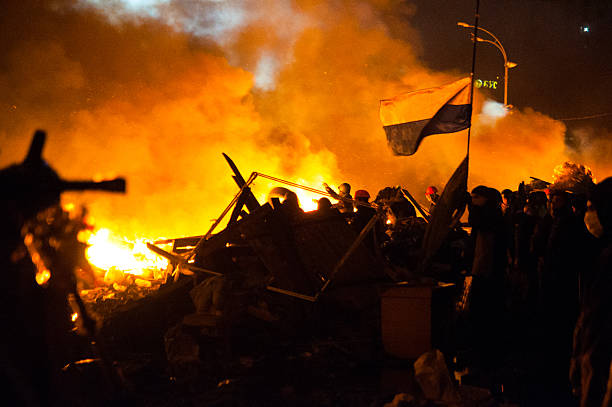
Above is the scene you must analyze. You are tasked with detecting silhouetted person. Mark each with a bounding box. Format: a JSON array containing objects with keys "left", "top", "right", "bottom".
[
  {"left": 268, "top": 187, "right": 303, "bottom": 218},
  {"left": 317, "top": 197, "right": 333, "bottom": 212},
  {"left": 539, "top": 189, "right": 589, "bottom": 395},
  {"left": 515, "top": 191, "right": 550, "bottom": 309},
  {"left": 323, "top": 182, "right": 354, "bottom": 213},
  {"left": 467, "top": 185, "right": 507, "bottom": 368},
  {"left": 0, "top": 130, "right": 125, "bottom": 405},
  {"left": 351, "top": 190, "right": 377, "bottom": 252},
  {"left": 571, "top": 177, "right": 612, "bottom": 407},
  {"left": 352, "top": 190, "right": 376, "bottom": 231}
]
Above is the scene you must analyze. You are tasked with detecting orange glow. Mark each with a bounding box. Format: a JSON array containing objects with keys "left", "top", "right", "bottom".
[
  {"left": 82, "top": 228, "right": 168, "bottom": 280},
  {"left": 36, "top": 269, "right": 51, "bottom": 286},
  {"left": 62, "top": 202, "right": 76, "bottom": 212},
  {"left": 4, "top": 0, "right": 611, "bottom": 266},
  {"left": 552, "top": 162, "right": 596, "bottom": 185},
  {"left": 71, "top": 312, "right": 78, "bottom": 322},
  {"left": 256, "top": 177, "right": 332, "bottom": 212}
]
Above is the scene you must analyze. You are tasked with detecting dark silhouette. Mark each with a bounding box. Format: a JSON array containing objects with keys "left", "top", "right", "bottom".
[
  {"left": 323, "top": 182, "right": 354, "bottom": 213},
  {"left": 0, "top": 130, "right": 125, "bottom": 405},
  {"left": 571, "top": 177, "right": 612, "bottom": 407},
  {"left": 317, "top": 197, "right": 333, "bottom": 212},
  {"left": 534, "top": 189, "right": 590, "bottom": 399},
  {"left": 467, "top": 185, "right": 507, "bottom": 368}
]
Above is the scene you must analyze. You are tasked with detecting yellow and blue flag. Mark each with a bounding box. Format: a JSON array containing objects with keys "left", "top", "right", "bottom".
[{"left": 380, "top": 77, "right": 472, "bottom": 156}]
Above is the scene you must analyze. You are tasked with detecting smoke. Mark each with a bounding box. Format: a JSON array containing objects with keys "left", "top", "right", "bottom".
[
  {"left": 469, "top": 105, "right": 569, "bottom": 188},
  {"left": 567, "top": 126, "right": 612, "bottom": 183},
  {"left": 0, "top": 0, "right": 608, "bottom": 239}
]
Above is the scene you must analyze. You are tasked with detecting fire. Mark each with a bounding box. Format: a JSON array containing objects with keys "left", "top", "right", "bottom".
[
  {"left": 35, "top": 269, "right": 51, "bottom": 286},
  {"left": 295, "top": 191, "right": 322, "bottom": 212},
  {"left": 257, "top": 190, "right": 321, "bottom": 212},
  {"left": 82, "top": 228, "right": 168, "bottom": 278},
  {"left": 255, "top": 176, "right": 339, "bottom": 213}
]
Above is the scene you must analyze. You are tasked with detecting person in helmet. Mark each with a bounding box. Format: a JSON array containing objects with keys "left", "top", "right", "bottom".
[
  {"left": 352, "top": 190, "right": 375, "bottom": 228},
  {"left": 317, "top": 197, "right": 333, "bottom": 212},
  {"left": 267, "top": 187, "right": 303, "bottom": 217},
  {"left": 323, "top": 182, "right": 354, "bottom": 213},
  {"left": 425, "top": 186, "right": 440, "bottom": 212},
  {"left": 354, "top": 189, "right": 370, "bottom": 203}
]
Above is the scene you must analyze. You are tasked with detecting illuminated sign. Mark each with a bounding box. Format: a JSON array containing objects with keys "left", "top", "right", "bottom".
[{"left": 474, "top": 79, "right": 498, "bottom": 89}]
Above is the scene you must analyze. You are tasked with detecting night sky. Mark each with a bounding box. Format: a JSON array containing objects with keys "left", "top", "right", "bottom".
[
  {"left": 1, "top": 0, "right": 611, "bottom": 239},
  {"left": 408, "top": 0, "right": 612, "bottom": 127}
]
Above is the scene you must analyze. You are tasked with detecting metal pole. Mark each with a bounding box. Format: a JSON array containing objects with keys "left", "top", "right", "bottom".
[
  {"left": 466, "top": 0, "right": 480, "bottom": 160},
  {"left": 504, "top": 63, "right": 508, "bottom": 106},
  {"left": 460, "top": 23, "right": 513, "bottom": 107}
]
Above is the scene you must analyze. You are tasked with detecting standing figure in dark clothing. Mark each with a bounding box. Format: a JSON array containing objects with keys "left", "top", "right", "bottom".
[
  {"left": 571, "top": 177, "right": 612, "bottom": 407},
  {"left": 352, "top": 190, "right": 376, "bottom": 231},
  {"left": 324, "top": 182, "right": 354, "bottom": 213},
  {"left": 351, "top": 190, "right": 378, "bottom": 253},
  {"left": 467, "top": 185, "right": 507, "bottom": 368},
  {"left": 515, "top": 191, "right": 551, "bottom": 309},
  {"left": 538, "top": 189, "right": 589, "bottom": 394}
]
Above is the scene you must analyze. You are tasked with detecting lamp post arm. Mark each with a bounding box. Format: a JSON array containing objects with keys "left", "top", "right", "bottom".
[
  {"left": 459, "top": 21, "right": 514, "bottom": 106},
  {"left": 463, "top": 23, "right": 509, "bottom": 64},
  {"left": 475, "top": 26, "right": 503, "bottom": 49},
  {"left": 475, "top": 37, "right": 508, "bottom": 63}
]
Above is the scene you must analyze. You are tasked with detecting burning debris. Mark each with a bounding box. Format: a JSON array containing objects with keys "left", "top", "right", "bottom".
[
  {"left": 552, "top": 161, "right": 596, "bottom": 194},
  {"left": 3, "top": 129, "right": 610, "bottom": 406}
]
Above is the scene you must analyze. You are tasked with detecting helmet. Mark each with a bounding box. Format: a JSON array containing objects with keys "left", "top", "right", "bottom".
[
  {"left": 355, "top": 190, "right": 370, "bottom": 199},
  {"left": 425, "top": 186, "right": 438, "bottom": 195},
  {"left": 338, "top": 183, "right": 351, "bottom": 194},
  {"left": 268, "top": 187, "right": 300, "bottom": 208}
]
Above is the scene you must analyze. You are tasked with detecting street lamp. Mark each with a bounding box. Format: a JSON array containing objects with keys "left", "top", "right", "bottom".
[{"left": 457, "top": 22, "right": 517, "bottom": 107}]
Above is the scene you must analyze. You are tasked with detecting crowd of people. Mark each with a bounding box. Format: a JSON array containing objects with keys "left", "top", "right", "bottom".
[{"left": 319, "top": 177, "right": 611, "bottom": 407}]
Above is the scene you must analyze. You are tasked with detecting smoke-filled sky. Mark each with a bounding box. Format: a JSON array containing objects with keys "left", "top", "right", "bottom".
[{"left": 1, "top": 0, "right": 611, "bottom": 238}]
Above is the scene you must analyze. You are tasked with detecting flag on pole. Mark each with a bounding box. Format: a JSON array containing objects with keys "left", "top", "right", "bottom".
[
  {"left": 420, "top": 156, "right": 469, "bottom": 270},
  {"left": 380, "top": 77, "right": 472, "bottom": 156}
]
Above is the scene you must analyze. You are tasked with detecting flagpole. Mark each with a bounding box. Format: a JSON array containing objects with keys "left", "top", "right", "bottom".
[{"left": 466, "top": 0, "right": 480, "bottom": 161}]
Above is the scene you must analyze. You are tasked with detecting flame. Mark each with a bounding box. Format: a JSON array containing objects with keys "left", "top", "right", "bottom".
[
  {"left": 62, "top": 202, "right": 76, "bottom": 212},
  {"left": 254, "top": 177, "right": 339, "bottom": 213},
  {"left": 257, "top": 189, "right": 321, "bottom": 212},
  {"left": 83, "top": 228, "right": 168, "bottom": 278},
  {"left": 71, "top": 312, "right": 78, "bottom": 322},
  {"left": 36, "top": 269, "right": 51, "bottom": 286},
  {"left": 6, "top": 0, "right": 610, "bottom": 255}
]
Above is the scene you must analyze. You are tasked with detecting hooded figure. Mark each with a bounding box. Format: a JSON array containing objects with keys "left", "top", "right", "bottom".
[{"left": 571, "top": 177, "right": 612, "bottom": 407}]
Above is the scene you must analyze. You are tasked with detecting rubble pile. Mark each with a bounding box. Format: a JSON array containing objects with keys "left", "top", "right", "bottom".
[{"left": 7, "top": 131, "right": 595, "bottom": 406}]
